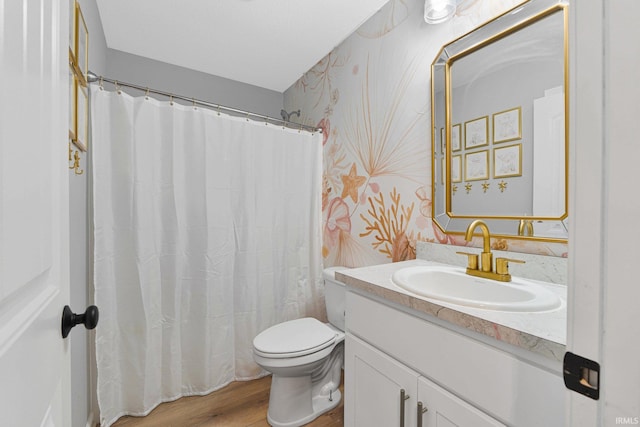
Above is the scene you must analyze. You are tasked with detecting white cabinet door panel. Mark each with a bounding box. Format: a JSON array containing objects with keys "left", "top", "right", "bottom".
[
  {"left": 418, "top": 376, "right": 506, "bottom": 427},
  {"left": 345, "top": 334, "right": 418, "bottom": 427}
]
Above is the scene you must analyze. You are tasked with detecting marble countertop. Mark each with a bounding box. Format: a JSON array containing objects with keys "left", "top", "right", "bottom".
[{"left": 337, "top": 259, "right": 567, "bottom": 362}]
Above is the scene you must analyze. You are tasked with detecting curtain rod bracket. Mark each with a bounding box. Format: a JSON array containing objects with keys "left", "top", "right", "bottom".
[{"left": 86, "top": 71, "right": 99, "bottom": 83}]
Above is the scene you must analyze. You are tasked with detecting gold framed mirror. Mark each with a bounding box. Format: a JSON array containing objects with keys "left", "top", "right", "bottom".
[{"left": 431, "top": 0, "right": 568, "bottom": 242}]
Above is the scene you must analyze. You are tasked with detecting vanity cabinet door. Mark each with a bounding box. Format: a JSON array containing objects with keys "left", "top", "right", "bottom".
[
  {"left": 345, "top": 333, "right": 418, "bottom": 427},
  {"left": 417, "top": 376, "right": 506, "bottom": 427}
]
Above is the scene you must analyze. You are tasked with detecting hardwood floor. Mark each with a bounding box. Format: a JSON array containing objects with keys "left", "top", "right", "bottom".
[{"left": 111, "top": 375, "right": 344, "bottom": 427}]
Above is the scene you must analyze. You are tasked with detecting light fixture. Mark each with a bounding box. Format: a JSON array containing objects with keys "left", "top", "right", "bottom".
[{"left": 424, "top": 0, "right": 456, "bottom": 24}]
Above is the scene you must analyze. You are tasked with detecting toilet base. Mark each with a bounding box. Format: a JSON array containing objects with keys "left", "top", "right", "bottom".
[
  {"left": 266, "top": 384, "right": 341, "bottom": 427},
  {"left": 265, "top": 345, "right": 343, "bottom": 427}
]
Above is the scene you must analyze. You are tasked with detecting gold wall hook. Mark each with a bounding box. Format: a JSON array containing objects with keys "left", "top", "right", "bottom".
[
  {"left": 70, "top": 150, "right": 84, "bottom": 175},
  {"left": 465, "top": 183, "right": 472, "bottom": 194}
]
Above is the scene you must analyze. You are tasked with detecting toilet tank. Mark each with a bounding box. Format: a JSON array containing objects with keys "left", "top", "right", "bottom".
[{"left": 323, "top": 266, "right": 348, "bottom": 332}]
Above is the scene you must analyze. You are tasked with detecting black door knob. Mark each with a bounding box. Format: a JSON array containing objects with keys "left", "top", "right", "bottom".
[{"left": 61, "top": 305, "right": 99, "bottom": 338}]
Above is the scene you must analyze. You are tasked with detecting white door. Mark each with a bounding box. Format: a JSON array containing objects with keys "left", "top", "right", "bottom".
[
  {"left": 0, "top": 0, "right": 71, "bottom": 426},
  {"left": 532, "top": 87, "right": 565, "bottom": 219}
]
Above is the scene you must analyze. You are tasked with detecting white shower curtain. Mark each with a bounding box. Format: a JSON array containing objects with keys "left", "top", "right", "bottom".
[{"left": 90, "top": 86, "right": 324, "bottom": 426}]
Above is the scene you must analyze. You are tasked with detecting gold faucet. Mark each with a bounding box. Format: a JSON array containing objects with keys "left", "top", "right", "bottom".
[
  {"left": 456, "top": 219, "right": 524, "bottom": 282},
  {"left": 517, "top": 219, "right": 534, "bottom": 236}
]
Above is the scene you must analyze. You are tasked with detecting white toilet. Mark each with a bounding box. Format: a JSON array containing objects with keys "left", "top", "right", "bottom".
[{"left": 252, "top": 267, "right": 347, "bottom": 427}]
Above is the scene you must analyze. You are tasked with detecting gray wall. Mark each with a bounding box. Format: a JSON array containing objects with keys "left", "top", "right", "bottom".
[{"left": 106, "top": 49, "right": 284, "bottom": 118}]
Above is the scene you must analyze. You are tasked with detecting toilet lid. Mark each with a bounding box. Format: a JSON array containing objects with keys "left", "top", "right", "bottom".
[{"left": 253, "top": 317, "right": 337, "bottom": 358}]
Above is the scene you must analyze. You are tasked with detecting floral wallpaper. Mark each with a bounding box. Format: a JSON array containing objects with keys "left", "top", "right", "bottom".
[{"left": 284, "top": 0, "right": 568, "bottom": 268}]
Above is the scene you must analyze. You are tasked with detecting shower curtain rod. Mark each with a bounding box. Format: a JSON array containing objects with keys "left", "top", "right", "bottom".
[{"left": 86, "top": 71, "right": 321, "bottom": 134}]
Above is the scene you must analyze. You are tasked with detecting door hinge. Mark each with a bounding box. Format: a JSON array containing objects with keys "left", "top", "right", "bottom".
[{"left": 563, "top": 351, "right": 600, "bottom": 400}]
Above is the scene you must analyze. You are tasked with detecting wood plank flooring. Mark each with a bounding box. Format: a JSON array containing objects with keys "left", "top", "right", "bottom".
[{"left": 111, "top": 375, "right": 344, "bottom": 427}]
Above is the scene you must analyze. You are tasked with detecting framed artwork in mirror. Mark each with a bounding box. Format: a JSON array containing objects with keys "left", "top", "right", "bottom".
[
  {"left": 451, "top": 155, "right": 462, "bottom": 183},
  {"left": 464, "top": 150, "right": 489, "bottom": 181},
  {"left": 493, "top": 144, "right": 522, "bottom": 178},
  {"left": 451, "top": 123, "right": 461, "bottom": 152},
  {"left": 464, "top": 116, "right": 488, "bottom": 149},
  {"left": 493, "top": 107, "right": 522, "bottom": 143}
]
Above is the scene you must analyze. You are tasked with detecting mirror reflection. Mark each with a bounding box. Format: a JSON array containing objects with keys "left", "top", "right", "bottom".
[{"left": 431, "top": 0, "right": 568, "bottom": 240}]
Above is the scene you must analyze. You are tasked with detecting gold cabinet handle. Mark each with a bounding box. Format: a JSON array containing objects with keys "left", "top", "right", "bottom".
[
  {"left": 456, "top": 251, "right": 479, "bottom": 270},
  {"left": 417, "top": 401, "right": 428, "bottom": 427},
  {"left": 495, "top": 257, "right": 526, "bottom": 275},
  {"left": 400, "top": 389, "right": 410, "bottom": 427}
]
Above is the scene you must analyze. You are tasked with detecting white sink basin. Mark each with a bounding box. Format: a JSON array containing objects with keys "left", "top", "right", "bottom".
[{"left": 391, "top": 265, "right": 562, "bottom": 312}]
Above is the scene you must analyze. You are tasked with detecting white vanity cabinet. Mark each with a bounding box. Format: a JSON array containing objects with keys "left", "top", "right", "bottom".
[
  {"left": 344, "top": 290, "right": 564, "bottom": 427},
  {"left": 347, "top": 333, "right": 505, "bottom": 427}
]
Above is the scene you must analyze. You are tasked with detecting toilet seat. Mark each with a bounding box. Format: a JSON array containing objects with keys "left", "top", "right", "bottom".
[{"left": 253, "top": 318, "right": 337, "bottom": 359}]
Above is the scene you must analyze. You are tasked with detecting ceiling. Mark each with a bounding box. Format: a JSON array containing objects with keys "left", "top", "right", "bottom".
[{"left": 96, "top": 0, "right": 391, "bottom": 93}]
